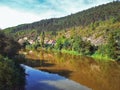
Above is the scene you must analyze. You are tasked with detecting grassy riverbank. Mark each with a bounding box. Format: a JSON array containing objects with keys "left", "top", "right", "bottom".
[
  {"left": 25, "top": 48, "right": 114, "bottom": 61},
  {"left": 60, "top": 49, "right": 113, "bottom": 61}
]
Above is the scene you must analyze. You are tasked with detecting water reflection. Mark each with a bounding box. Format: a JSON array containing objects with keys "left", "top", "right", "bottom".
[
  {"left": 22, "top": 50, "right": 120, "bottom": 90},
  {"left": 22, "top": 65, "right": 90, "bottom": 90}
]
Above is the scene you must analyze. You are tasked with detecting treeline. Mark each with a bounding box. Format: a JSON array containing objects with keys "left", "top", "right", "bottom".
[
  {"left": 0, "top": 31, "right": 25, "bottom": 90},
  {"left": 4, "top": 1, "right": 120, "bottom": 37},
  {"left": 24, "top": 28, "right": 120, "bottom": 61},
  {"left": 12, "top": 17, "right": 120, "bottom": 61}
]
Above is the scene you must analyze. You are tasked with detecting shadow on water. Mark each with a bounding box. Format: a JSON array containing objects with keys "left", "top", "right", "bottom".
[
  {"left": 25, "top": 59, "right": 55, "bottom": 67},
  {"left": 40, "top": 69, "right": 73, "bottom": 78},
  {"left": 23, "top": 65, "right": 88, "bottom": 90},
  {"left": 24, "top": 58, "right": 73, "bottom": 78}
]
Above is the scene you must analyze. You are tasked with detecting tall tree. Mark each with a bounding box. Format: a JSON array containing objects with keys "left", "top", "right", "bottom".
[{"left": 40, "top": 31, "right": 45, "bottom": 47}]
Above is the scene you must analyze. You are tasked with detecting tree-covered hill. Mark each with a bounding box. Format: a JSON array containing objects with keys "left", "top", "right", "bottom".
[{"left": 3, "top": 1, "right": 120, "bottom": 36}]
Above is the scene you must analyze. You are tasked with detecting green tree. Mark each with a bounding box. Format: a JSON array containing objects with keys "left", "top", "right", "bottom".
[
  {"left": 55, "top": 37, "right": 64, "bottom": 50},
  {"left": 40, "top": 31, "right": 45, "bottom": 47},
  {"left": 105, "top": 31, "right": 120, "bottom": 60},
  {"left": 72, "top": 36, "right": 96, "bottom": 55},
  {"left": 96, "top": 32, "right": 120, "bottom": 60},
  {"left": 72, "top": 36, "right": 83, "bottom": 53},
  {"left": 0, "top": 31, "right": 20, "bottom": 57}
]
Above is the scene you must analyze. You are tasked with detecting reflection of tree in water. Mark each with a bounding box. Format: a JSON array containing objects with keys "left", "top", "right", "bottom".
[
  {"left": 24, "top": 50, "right": 120, "bottom": 90},
  {"left": 40, "top": 51, "right": 44, "bottom": 65}
]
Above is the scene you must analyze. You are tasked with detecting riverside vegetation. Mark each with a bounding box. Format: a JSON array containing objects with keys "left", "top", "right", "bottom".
[{"left": 0, "top": 31, "right": 25, "bottom": 90}]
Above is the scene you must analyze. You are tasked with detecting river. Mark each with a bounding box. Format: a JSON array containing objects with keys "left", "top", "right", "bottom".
[{"left": 21, "top": 50, "right": 120, "bottom": 90}]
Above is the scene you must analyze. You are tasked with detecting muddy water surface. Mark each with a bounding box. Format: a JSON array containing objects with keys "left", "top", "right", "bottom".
[{"left": 22, "top": 50, "right": 120, "bottom": 90}]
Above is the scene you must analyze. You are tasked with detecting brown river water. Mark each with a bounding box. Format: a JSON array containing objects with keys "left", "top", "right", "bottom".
[{"left": 21, "top": 50, "right": 120, "bottom": 90}]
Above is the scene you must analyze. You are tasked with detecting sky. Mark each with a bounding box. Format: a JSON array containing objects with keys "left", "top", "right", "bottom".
[{"left": 0, "top": 0, "right": 113, "bottom": 29}]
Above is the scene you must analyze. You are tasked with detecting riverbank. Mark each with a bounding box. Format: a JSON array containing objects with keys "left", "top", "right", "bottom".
[
  {"left": 42, "top": 48, "right": 114, "bottom": 62},
  {"left": 24, "top": 48, "right": 114, "bottom": 62}
]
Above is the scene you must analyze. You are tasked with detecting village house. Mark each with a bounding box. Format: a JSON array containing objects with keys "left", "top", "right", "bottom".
[
  {"left": 28, "top": 40, "right": 35, "bottom": 44},
  {"left": 45, "top": 40, "right": 56, "bottom": 45},
  {"left": 18, "top": 38, "right": 25, "bottom": 45},
  {"left": 23, "top": 37, "right": 28, "bottom": 40}
]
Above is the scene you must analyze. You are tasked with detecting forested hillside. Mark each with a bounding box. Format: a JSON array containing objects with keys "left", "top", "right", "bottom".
[{"left": 3, "top": 1, "right": 120, "bottom": 37}]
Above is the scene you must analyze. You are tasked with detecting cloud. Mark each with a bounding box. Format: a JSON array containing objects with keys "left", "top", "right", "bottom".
[
  {"left": 0, "top": 0, "right": 113, "bottom": 14},
  {"left": 0, "top": 6, "right": 54, "bottom": 29},
  {"left": 0, "top": 0, "right": 113, "bottom": 29}
]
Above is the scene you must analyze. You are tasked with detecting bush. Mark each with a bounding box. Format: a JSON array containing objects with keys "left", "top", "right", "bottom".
[
  {"left": 0, "top": 55, "right": 25, "bottom": 90},
  {"left": 0, "top": 32, "right": 25, "bottom": 90}
]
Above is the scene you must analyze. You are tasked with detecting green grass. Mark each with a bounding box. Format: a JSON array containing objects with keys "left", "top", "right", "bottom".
[
  {"left": 92, "top": 53, "right": 113, "bottom": 61},
  {"left": 61, "top": 49, "right": 113, "bottom": 61},
  {"left": 61, "top": 49, "right": 80, "bottom": 55},
  {"left": 25, "top": 47, "right": 113, "bottom": 61},
  {"left": 45, "top": 48, "right": 80, "bottom": 55},
  {"left": 44, "top": 48, "right": 113, "bottom": 61}
]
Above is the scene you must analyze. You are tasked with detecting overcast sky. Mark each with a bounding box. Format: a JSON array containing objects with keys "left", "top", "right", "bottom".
[{"left": 0, "top": 0, "right": 113, "bottom": 29}]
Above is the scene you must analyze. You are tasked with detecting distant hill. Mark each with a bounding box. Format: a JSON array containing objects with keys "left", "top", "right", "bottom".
[{"left": 3, "top": 1, "right": 120, "bottom": 39}]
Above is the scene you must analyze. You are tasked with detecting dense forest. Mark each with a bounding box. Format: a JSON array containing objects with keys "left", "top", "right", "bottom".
[
  {"left": 0, "top": 31, "right": 25, "bottom": 90},
  {"left": 2, "top": 1, "right": 120, "bottom": 61}
]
